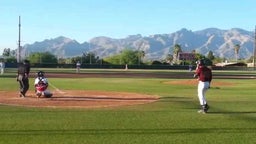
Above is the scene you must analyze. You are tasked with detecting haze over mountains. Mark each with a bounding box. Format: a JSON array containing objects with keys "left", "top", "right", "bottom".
[{"left": 22, "top": 28, "right": 255, "bottom": 60}]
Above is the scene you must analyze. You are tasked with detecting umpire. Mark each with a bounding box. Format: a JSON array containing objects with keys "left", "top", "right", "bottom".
[{"left": 17, "top": 60, "right": 30, "bottom": 97}]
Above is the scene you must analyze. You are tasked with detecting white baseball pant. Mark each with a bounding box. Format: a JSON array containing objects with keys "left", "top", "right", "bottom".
[{"left": 197, "top": 81, "right": 210, "bottom": 105}]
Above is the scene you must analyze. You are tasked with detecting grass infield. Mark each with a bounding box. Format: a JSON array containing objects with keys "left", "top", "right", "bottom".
[{"left": 0, "top": 69, "right": 255, "bottom": 144}]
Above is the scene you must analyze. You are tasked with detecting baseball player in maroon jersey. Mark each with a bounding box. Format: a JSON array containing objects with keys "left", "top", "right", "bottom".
[{"left": 194, "top": 59, "right": 212, "bottom": 114}]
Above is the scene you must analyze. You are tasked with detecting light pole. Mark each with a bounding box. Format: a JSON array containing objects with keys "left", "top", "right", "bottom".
[
  {"left": 39, "top": 53, "right": 41, "bottom": 64},
  {"left": 88, "top": 42, "right": 92, "bottom": 64},
  {"left": 90, "top": 53, "right": 92, "bottom": 64},
  {"left": 87, "top": 52, "right": 92, "bottom": 64},
  {"left": 137, "top": 50, "right": 140, "bottom": 65},
  {"left": 18, "top": 16, "right": 21, "bottom": 63}
]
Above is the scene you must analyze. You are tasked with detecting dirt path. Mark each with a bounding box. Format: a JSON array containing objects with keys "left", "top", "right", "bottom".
[{"left": 0, "top": 90, "right": 159, "bottom": 108}]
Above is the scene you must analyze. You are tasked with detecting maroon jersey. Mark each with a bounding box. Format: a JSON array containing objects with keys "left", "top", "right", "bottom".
[{"left": 195, "top": 66, "right": 212, "bottom": 82}]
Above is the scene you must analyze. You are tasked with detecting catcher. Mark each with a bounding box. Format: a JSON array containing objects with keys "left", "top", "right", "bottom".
[{"left": 34, "top": 71, "right": 53, "bottom": 98}]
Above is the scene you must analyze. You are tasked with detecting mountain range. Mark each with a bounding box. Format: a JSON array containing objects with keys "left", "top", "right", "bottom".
[{"left": 22, "top": 28, "right": 255, "bottom": 60}]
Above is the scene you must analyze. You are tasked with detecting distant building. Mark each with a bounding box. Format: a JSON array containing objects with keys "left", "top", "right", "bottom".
[{"left": 178, "top": 52, "right": 195, "bottom": 61}]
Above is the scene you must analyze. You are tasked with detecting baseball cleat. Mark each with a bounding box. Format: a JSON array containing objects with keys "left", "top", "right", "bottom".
[
  {"left": 198, "top": 109, "right": 206, "bottom": 114},
  {"left": 19, "top": 92, "right": 25, "bottom": 98},
  {"left": 203, "top": 104, "right": 210, "bottom": 113},
  {"left": 36, "top": 92, "right": 42, "bottom": 98}
]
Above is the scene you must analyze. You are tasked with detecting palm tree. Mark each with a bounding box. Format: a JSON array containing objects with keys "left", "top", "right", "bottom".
[
  {"left": 191, "top": 49, "right": 196, "bottom": 54},
  {"left": 173, "top": 44, "right": 182, "bottom": 64},
  {"left": 207, "top": 50, "right": 215, "bottom": 61},
  {"left": 166, "top": 53, "right": 173, "bottom": 64},
  {"left": 234, "top": 44, "right": 240, "bottom": 62},
  {"left": 141, "top": 50, "right": 145, "bottom": 63},
  {"left": 137, "top": 50, "right": 145, "bottom": 65}
]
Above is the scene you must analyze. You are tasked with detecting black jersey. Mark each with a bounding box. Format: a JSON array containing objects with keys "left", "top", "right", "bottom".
[{"left": 17, "top": 63, "right": 26, "bottom": 76}]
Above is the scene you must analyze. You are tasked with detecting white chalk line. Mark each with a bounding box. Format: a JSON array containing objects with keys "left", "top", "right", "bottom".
[{"left": 48, "top": 82, "right": 66, "bottom": 94}]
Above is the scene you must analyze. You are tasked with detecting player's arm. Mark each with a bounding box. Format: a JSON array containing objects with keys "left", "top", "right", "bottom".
[
  {"left": 34, "top": 78, "right": 39, "bottom": 86},
  {"left": 193, "top": 68, "right": 201, "bottom": 78}
]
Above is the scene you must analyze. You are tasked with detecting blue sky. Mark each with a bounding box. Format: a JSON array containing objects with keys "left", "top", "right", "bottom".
[{"left": 1, "top": 0, "right": 256, "bottom": 54}]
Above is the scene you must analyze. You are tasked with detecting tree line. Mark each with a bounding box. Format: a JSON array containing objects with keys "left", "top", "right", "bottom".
[{"left": 1, "top": 44, "right": 251, "bottom": 65}]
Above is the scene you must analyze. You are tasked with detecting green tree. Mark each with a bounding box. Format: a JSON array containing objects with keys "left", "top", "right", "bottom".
[
  {"left": 194, "top": 53, "right": 204, "bottom": 60},
  {"left": 234, "top": 44, "right": 240, "bottom": 62},
  {"left": 207, "top": 50, "right": 215, "bottom": 60},
  {"left": 104, "top": 49, "right": 138, "bottom": 65},
  {"left": 1, "top": 48, "right": 17, "bottom": 63},
  {"left": 166, "top": 53, "right": 173, "bottom": 64},
  {"left": 70, "top": 52, "right": 99, "bottom": 65},
  {"left": 5, "top": 57, "right": 17, "bottom": 63},
  {"left": 57, "top": 58, "right": 67, "bottom": 64},
  {"left": 212, "top": 56, "right": 225, "bottom": 64},
  {"left": 71, "top": 56, "right": 81, "bottom": 64},
  {"left": 191, "top": 49, "right": 196, "bottom": 54},
  {"left": 123, "top": 49, "right": 140, "bottom": 65},
  {"left": 104, "top": 55, "right": 120, "bottom": 65},
  {"left": 137, "top": 50, "right": 145, "bottom": 65},
  {"left": 247, "top": 56, "right": 254, "bottom": 63},
  {"left": 151, "top": 60, "right": 162, "bottom": 65},
  {"left": 2, "top": 48, "right": 11, "bottom": 56},
  {"left": 10, "top": 50, "right": 16, "bottom": 57},
  {"left": 28, "top": 52, "right": 58, "bottom": 64}
]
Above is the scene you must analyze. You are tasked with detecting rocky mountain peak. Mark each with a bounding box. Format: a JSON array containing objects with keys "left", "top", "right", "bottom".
[{"left": 23, "top": 28, "right": 254, "bottom": 60}]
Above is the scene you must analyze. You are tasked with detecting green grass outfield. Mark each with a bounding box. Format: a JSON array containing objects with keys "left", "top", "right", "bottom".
[{"left": 0, "top": 69, "right": 256, "bottom": 144}]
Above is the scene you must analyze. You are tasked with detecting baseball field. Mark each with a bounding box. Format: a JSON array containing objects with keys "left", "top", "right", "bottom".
[{"left": 0, "top": 68, "right": 256, "bottom": 144}]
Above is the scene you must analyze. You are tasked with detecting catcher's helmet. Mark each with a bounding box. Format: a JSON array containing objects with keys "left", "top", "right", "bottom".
[{"left": 37, "top": 71, "right": 45, "bottom": 77}]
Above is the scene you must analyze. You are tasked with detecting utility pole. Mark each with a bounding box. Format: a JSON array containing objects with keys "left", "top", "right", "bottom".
[
  {"left": 18, "top": 16, "right": 21, "bottom": 63},
  {"left": 89, "top": 43, "right": 92, "bottom": 64}
]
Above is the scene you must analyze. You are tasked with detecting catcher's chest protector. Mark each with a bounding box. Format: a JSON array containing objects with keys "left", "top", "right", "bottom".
[{"left": 38, "top": 77, "right": 46, "bottom": 86}]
